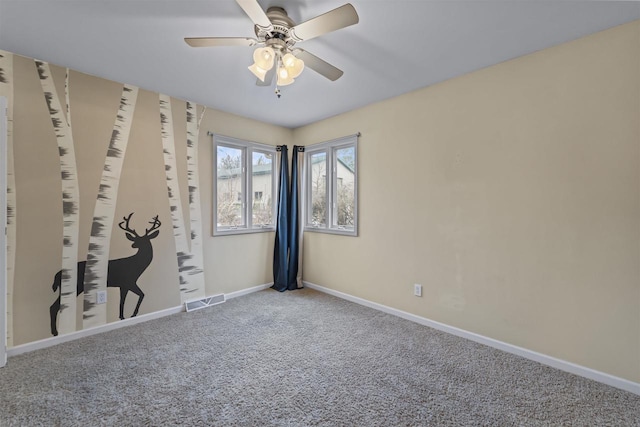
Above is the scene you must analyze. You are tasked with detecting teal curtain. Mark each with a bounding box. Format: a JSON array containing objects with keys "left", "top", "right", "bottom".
[
  {"left": 286, "top": 146, "right": 302, "bottom": 288},
  {"left": 272, "top": 145, "right": 304, "bottom": 292},
  {"left": 272, "top": 146, "right": 289, "bottom": 291}
]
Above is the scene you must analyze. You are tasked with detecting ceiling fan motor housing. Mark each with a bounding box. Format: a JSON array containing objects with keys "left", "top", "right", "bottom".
[{"left": 255, "top": 7, "right": 297, "bottom": 49}]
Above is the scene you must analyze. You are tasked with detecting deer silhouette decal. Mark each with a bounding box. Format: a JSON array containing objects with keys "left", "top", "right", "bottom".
[{"left": 49, "top": 213, "right": 161, "bottom": 336}]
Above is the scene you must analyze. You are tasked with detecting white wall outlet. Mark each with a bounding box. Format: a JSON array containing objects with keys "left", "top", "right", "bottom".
[
  {"left": 414, "top": 284, "right": 422, "bottom": 297},
  {"left": 96, "top": 290, "right": 107, "bottom": 305}
]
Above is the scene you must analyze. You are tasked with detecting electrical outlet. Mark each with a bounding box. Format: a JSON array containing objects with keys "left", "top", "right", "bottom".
[
  {"left": 96, "top": 290, "right": 107, "bottom": 305},
  {"left": 414, "top": 284, "right": 422, "bottom": 297}
]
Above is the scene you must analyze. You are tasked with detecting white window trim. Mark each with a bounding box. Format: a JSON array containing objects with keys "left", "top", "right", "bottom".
[
  {"left": 304, "top": 134, "right": 358, "bottom": 237},
  {"left": 213, "top": 134, "right": 278, "bottom": 236},
  {"left": 1, "top": 96, "right": 7, "bottom": 367}
]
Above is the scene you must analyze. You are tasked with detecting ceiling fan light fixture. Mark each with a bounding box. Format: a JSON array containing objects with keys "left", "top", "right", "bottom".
[
  {"left": 248, "top": 63, "right": 268, "bottom": 81},
  {"left": 253, "top": 46, "right": 275, "bottom": 70},
  {"left": 186, "top": 1, "right": 360, "bottom": 93},
  {"left": 282, "top": 53, "right": 305, "bottom": 78}
]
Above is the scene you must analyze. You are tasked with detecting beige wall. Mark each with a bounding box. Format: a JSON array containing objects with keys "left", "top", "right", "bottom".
[
  {"left": 200, "top": 110, "right": 292, "bottom": 295},
  {"left": 294, "top": 21, "right": 640, "bottom": 382},
  {"left": 8, "top": 52, "right": 291, "bottom": 345}
]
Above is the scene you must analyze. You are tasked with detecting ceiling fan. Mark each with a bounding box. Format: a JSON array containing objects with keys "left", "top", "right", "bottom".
[{"left": 185, "top": 0, "right": 359, "bottom": 94}]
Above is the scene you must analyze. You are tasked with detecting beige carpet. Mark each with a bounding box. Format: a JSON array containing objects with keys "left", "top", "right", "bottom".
[{"left": 1, "top": 288, "right": 638, "bottom": 426}]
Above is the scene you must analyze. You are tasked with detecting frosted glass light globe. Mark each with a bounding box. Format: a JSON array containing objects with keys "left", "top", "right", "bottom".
[
  {"left": 282, "top": 53, "right": 304, "bottom": 78},
  {"left": 253, "top": 47, "right": 275, "bottom": 70}
]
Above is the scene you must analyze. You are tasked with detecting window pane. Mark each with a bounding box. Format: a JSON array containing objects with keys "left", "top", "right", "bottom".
[
  {"left": 335, "top": 147, "right": 355, "bottom": 228},
  {"left": 310, "top": 152, "right": 327, "bottom": 226},
  {"left": 252, "top": 151, "right": 273, "bottom": 226},
  {"left": 217, "top": 146, "right": 243, "bottom": 227},
  {"left": 303, "top": 135, "right": 357, "bottom": 236}
]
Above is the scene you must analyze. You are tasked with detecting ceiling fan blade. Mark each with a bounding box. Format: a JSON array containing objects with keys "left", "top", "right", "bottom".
[
  {"left": 296, "top": 50, "right": 344, "bottom": 81},
  {"left": 290, "top": 4, "right": 359, "bottom": 42},
  {"left": 235, "top": 0, "right": 273, "bottom": 30},
  {"left": 256, "top": 67, "right": 275, "bottom": 86},
  {"left": 185, "top": 37, "right": 258, "bottom": 47}
]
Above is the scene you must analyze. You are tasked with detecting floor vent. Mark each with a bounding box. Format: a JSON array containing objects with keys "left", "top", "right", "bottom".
[{"left": 185, "top": 294, "right": 225, "bottom": 312}]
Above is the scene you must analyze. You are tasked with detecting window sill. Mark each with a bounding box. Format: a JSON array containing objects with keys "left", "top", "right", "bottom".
[
  {"left": 213, "top": 227, "right": 275, "bottom": 237},
  {"left": 304, "top": 227, "right": 358, "bottom": 237}
]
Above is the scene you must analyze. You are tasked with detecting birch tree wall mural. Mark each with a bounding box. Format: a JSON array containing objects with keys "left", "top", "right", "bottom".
[
  {"left": 35, "top": 60, "right": 80, "bottom": 336},
  {"left": 4, "top": 50, "right": 214, "bottom": 344},
  {"left": 186, "top": 101, "right": 207, "bottom": 298},
  {"left": 159, "top": 95, "right": 205, "bottom": 302},
  {"left": 0, "top": 50, "right": 16, "bottom": 347},
  {"left": 83, "top": 84, "right": 139, "bottom": 329}
]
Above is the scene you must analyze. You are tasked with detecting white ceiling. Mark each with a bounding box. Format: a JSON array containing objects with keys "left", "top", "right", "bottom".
[{"left": 1, "top": 1, "right": 638, "bottom": 128}]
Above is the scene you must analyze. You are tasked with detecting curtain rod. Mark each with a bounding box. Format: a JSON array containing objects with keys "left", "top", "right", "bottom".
[
  {"left": 207, "top": 132, "right": 360, "bottom": 140},
  {"left": 275, "top": 145, "right": 304, "bottom": 152}
]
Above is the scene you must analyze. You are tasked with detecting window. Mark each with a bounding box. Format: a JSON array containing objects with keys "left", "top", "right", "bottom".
[
  {"left": 214, "top": 134, "right": 277, "bottom": 235},
  {"left": 305, "top": 134, "right": 358, "bottom": 236}
]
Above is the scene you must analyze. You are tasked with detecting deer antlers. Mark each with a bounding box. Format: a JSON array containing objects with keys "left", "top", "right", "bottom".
[
  {"left": 119, "top": 213, "right": 138, "bottom": 236},
  {"left": 118, "top": 213, "right": 161, "bottom": 237},
  {"left": 146, "top": 215, "right": 161, "bottom": 235}
]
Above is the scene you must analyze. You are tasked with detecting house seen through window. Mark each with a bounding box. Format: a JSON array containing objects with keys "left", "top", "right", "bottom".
[
  {"left": 305, "top": 135, "right": 358, "bottom": 236},
  {"left": 214, "top": 134, "right": 276, "bottom": 235}
]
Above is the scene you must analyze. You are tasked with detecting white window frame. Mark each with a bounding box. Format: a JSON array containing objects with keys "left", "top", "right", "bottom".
[
  {"left": 213, "top": 134, "right": 277, "bottom": 236},
  {"left": 1, "top": 97, "right": 7, "bottom": 367},
  {"left": 304, "top": 134, "right": 358, "bottom": 236}
]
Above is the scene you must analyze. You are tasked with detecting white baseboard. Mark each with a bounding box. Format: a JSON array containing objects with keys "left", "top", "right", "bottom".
[
  {"left": 303, "top": 281, "right": 640, "bottom": 396},
  {"left": 225, "top": 282, "right": 272, "bottom": 300},
  {"left": 8, "top": 305, "right": 184, "bottom": 358},
  {"left": 7, "top": 282, "right": 274, "bottom": 359}
]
